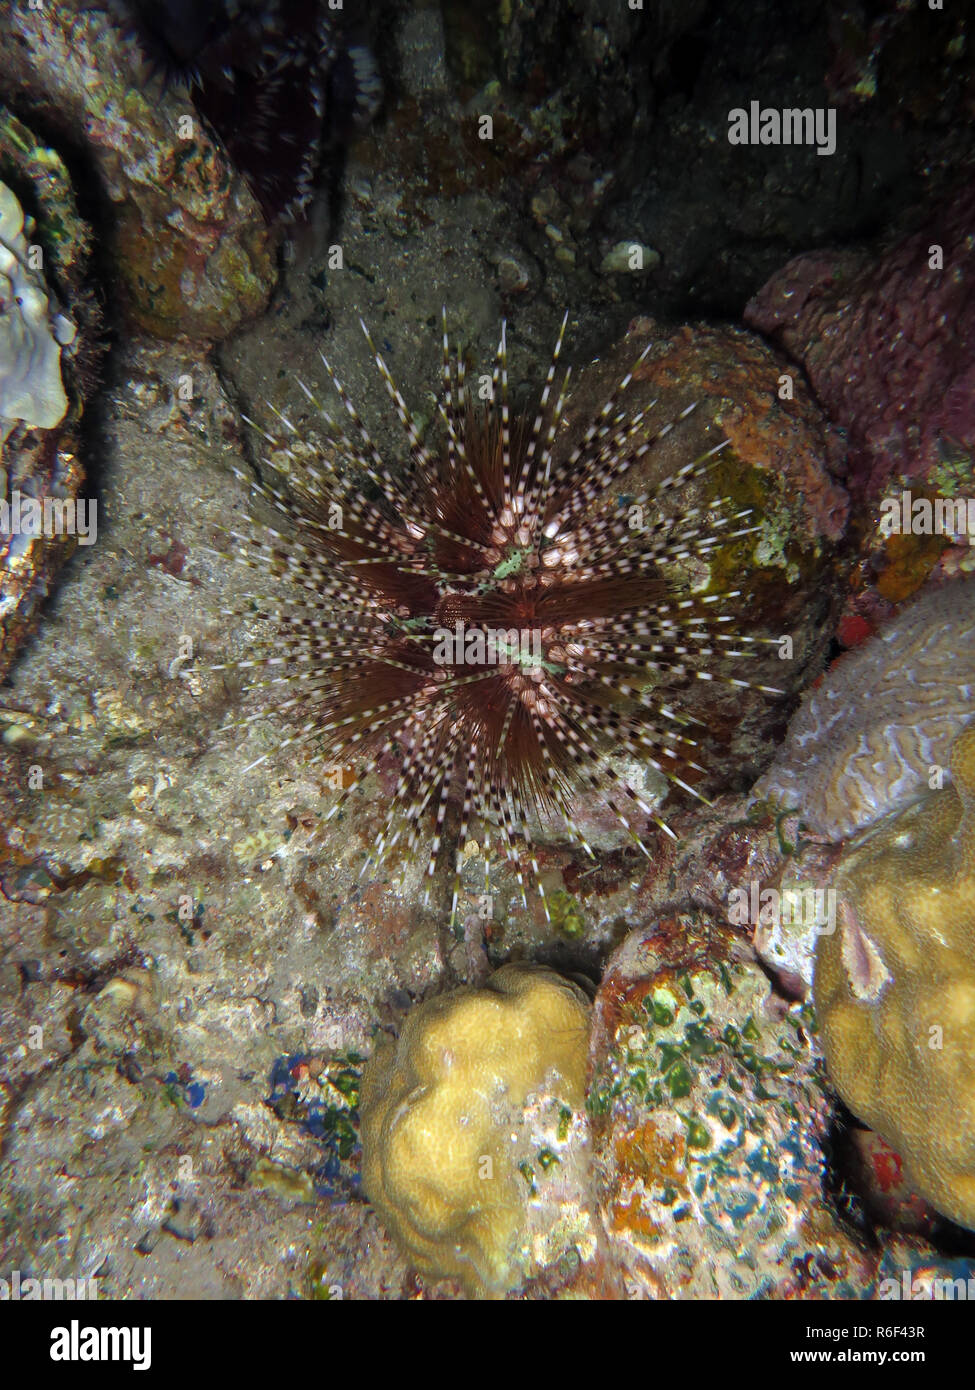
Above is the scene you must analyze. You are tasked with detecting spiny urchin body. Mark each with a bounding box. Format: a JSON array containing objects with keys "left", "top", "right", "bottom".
[
  {"left": 220, "top": 315, "right": 781, "bottom": 924},
  {"left": 100, "top": 0, "right": 382, "bottom": 220}
]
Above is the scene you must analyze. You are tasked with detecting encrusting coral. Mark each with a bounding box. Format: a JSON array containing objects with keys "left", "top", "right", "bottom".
[
  {"left": 586, "top": 918, "right": 881, "bottom": 1299},
  {"left": 360, "top": 962, "right": 591, "bottom": 1295},
  {"left": 0, "top": 153, "right": 92, "bottom": 681},
  {"left": 0, "top": 179, "right": 75, "bottom": 444},
  {"left": 814, "top": 724, "right": 975, "bottom": 1231}
]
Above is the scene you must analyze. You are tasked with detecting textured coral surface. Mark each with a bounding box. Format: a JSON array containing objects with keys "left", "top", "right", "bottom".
[
  {"left": 815, "top": 726, "right": 975, "bottom": 1231},
  {"left": 538, "top": 317, "right": 848, "bottom": 798},
  {"left": 360, "top": 963, "right": 591, "bottom": 1294},
  {"left": 0, "top": 1, "right": 275, "bottom": 339},
  {"left": 588, "top": 918, "right": 877, "bottom": 1299},
  {"left": 754, "top": 579, "right": 975, "bottom": 840},
  {"left": 0, "top": 180, "right": 73, "bottom": 434},
  {"left": 0, "top": 152, "right": 90, "bottom": 681},
  {"left": 745, "top": 181, "right": 975, "bottom": 500}
]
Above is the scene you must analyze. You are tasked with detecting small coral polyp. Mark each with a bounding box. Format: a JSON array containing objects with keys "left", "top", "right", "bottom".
[
  {"left": 814, "top": 725, "right": 975, "bottom": 1231},
  {"left": 359, "top": 963, "right": 591, "bottom": 1295}
]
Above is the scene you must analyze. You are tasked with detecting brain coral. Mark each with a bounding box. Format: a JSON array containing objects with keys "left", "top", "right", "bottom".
[
  {"left": 754, "top": 580, "right": 975, "bottom": 840},
  {"left": 360, "top": 962, "right": 591, "bottom": 1295},
  {"left": 814, "top": 725, "right": 975, "bottom": 1231}
]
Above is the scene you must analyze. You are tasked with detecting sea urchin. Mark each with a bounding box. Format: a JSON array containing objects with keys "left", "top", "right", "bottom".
[
  {"left": 101, "top": 0, "right": 381, "bottom": 220},
  {"left": 219, "top": 314, "right": 780, "bottom": 924}
]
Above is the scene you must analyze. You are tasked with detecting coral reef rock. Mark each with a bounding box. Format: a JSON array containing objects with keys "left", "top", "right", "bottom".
[
  {"left": 589, "top": 918, "right": 876, "bottom": 1299},
  {"left": 745, "top": 181, "right": 975, "bottom": 501},
  {"left": 101, "top": 0, "right": 381, "bottom": 222},
  {"left": 360, "top": 962, "right": 596, "bottom": 1296},
  {"left": 0, "top": 179, "right": 74, "bottom": 440},
  {"left": 552, "top": 317, "right": 848, "bottom": 802},
  {"left": 814, "top": 724, "right": 975, "bottom": 1232},
  {"left": 754, "top": 579, "right": 975, "bottom": 840},
  {"left": 0, "top": 157, "right": 91, "bottom": 681},
  {"left": 0, "top": 1, "right": 275, "bottom": 339}
]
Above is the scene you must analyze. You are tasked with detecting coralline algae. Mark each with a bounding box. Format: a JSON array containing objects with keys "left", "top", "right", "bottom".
[
  {"left": 754, "top": 580, "right": 975, "bottom": 840},
  {"left": 745, "top": 181, "right": 975, "bottom": 501},
  {"left": 588, "top": 920, "right": 877, "bottom": 1299}
]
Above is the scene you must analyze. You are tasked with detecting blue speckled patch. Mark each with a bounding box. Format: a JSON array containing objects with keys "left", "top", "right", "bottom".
[{"left": 267, "top": 1052, "right": 362, "bottom": 1198}]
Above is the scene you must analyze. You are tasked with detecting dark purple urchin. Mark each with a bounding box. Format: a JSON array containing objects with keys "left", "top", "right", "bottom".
[
  {"left": 98, "top": 0, "right": 228, "bottom": 83},
  {"left": 101, "top": 0, "right": 381, "bottom": 220},
  {"left": 219, "top": 316, "right": 781, "bottom": 924}
]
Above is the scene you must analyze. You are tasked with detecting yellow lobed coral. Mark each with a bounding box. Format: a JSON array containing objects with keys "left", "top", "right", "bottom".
[
  {"left": 360, "top": 962, "right": 590, "bottom": 1294},
  {"left": 814, "top": 725, "right": 975, "bottom": 1229}
]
